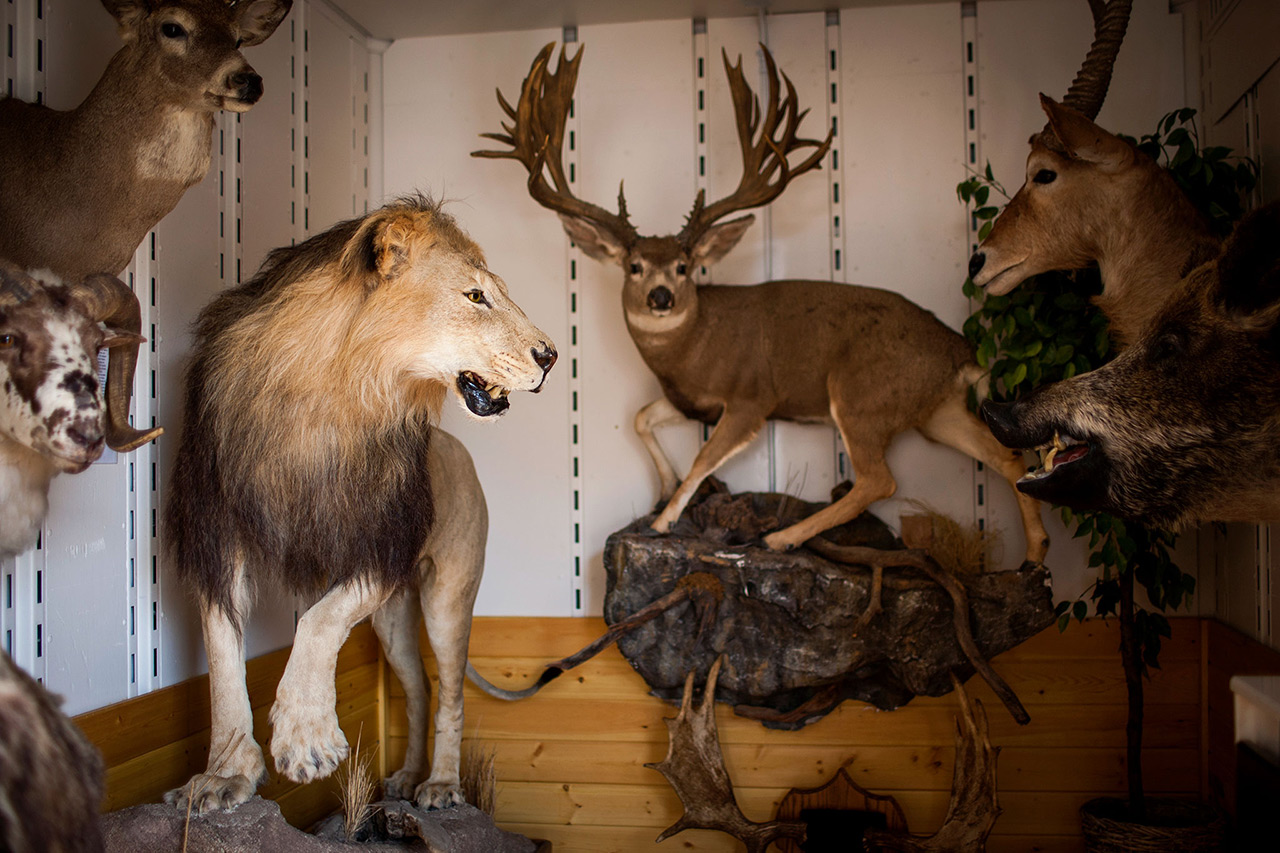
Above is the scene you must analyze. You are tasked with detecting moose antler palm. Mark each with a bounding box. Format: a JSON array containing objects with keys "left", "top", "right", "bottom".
[{"left": 476, "top": 43, "right": 1050, "bottom": 562}]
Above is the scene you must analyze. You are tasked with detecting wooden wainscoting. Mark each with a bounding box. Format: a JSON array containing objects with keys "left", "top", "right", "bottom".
[
  {"left": 74, "top": 622, "right": 382, "bottom": 828},
  {"left": 386, "top": 616, "right": 1203, "bottom": 853}
]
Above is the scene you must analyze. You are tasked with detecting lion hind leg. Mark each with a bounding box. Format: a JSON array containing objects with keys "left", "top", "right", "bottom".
[
  {"left": 373, "top": 585, "right": 429, "bottom": 800},
  {"left": 165, "top": 569, "right": 265, "bottom": 814}
]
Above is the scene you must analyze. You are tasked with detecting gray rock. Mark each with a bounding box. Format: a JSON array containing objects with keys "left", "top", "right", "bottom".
[
  {"left": 101, "top": 796, "right": 540, "bottom": 853},
  {"left": 604, "top": 489, "right": 1055, "bottom": 729}
]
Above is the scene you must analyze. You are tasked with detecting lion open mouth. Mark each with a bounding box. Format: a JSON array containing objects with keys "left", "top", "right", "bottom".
[
  {"left": 1020, "top": 431, "right": 1090, "bottom": 484},
  {"left": 457, "top": 371, "right": 511, "bottom": 417}
]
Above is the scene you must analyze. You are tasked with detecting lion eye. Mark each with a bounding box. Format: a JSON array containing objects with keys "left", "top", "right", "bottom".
[
  {"left": 1033, "top": 169, "right": 1057, "bottom": 185},
  {"left": 465, "top": 290, "right": 488, "bottom": 305}
]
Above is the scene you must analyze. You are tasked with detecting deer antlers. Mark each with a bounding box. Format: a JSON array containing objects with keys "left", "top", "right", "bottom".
[
  {"left": 473, "top": 43, "right": 639, "bottom": 250},
  {"left": 677, "top": 46, "right": 833, "bottom": 250},
  {"left": 474, "top": 42, "right": 832, "bottom": 250}
]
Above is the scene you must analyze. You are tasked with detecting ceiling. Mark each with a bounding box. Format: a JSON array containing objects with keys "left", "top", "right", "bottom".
[{"left": 327, "top": 0, "right": 939, "bottom": 42}]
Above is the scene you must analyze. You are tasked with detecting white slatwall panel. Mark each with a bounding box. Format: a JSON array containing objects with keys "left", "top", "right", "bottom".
[{"left": 381, "top": 26, "right": 575, "bottom": 616}]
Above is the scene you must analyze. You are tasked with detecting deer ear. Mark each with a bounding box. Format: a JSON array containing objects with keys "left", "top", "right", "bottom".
[
  {"left": 1215, "top": 203, "right": 1280, "bottom": 335},
  {"left": 558, "top": 215, "right": 628, "bottom": 264},
  {"left": 1039, "top": 94, "right": 1131, "bottom": 169},
  {"left": 235, "top": 0, "right": 293, "bottom": 47},
  {"left": 100, "top": 0, "right": 147, "bottom": 39},
  {"left": 691, "top": 215, "right": 755, "bottom": 265}
]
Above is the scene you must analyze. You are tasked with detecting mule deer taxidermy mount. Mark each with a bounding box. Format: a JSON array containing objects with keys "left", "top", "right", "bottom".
[
  {"left": 967, "top": 0, "right": 1219, "bottom": 348},
  {"left": 476, "top": 43, "right": 1049, "bottom": 561},
  {"left": 0, "top": 0, "right": 293, "bottom": 280}
]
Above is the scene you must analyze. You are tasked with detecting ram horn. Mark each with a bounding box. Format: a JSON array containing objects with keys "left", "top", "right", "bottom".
[{"left": 68, "top": 274, "right": 163, "bottom": 452}]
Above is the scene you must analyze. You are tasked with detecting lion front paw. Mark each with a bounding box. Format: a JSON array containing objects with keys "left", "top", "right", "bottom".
[
  {"left": 415, "top": 780, "right": 465, "bottom": 810},
  {"left": 269, "top": 701, "right": 348, "bottom": 784},
  {"left": 164, "top": 773, "right": 257, "bottom": 815}
]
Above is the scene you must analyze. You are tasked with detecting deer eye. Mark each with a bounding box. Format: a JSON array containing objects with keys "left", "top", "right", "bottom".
[
  {"left": 629, "top": 262, "right": 642, "bottom": 275},
  {"left": 161, "top": 22, "right": 188, "bottom": 39},
  {"left": 1033, "top": 169, "right": 1057, "bottom": 185},
  {"left": 676, "top": 262, "right": 688, "bottom": 275},
  {"left": 465, "top": 290, "right": 488, "bottom": 306}
]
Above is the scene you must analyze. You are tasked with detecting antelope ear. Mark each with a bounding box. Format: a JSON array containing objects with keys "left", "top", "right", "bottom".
[
  {"left": 100, "top": 0, "right": 147, "bottom": 39},
  {"left": 558, "top": 215, "right": 628, "bottom": 264},
  {"left": 1039, "top": 94, "right": 1131, "bottom": 169},
  {"left": 691, "top": 215, "right": 755, "bottom": 265},
  {"left": 1215, "top": 202, "right": 1280, "bottom": 335},
  {"left": 235, "top": 0, "right": 293, "bottom": 47}
]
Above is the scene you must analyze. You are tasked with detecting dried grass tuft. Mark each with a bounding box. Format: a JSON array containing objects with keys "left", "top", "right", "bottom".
[
  {"left": 905, "top": 500, "right": 1001, "bottom": 575},
  {"left": 338, "top": 725, "right": 378, "bottom": 840},
  {"left": 461, "top": 741, "right": 497, "bottom": 815}
]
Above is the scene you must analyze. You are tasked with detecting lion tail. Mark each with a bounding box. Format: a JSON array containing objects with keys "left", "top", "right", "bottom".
[{"left": 465, "top": 660, "right": 561, "bottom": 701}]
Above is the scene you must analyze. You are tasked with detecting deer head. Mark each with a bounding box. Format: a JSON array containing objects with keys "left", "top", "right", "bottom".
[
  {"left": 101, "top": 0, "right": 292, "bottom": 113},
  {"left": 473, "top": 42, "right": 831, "bottom": 336},
  {"left": 968, "top": 0, "right": 1141, "bottom": 297}
]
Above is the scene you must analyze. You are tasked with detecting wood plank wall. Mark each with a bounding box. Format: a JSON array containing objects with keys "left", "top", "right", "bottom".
[
  {"left": 74, "top": 623, "right": 382, "bottom": 829},
  {"left": 71, "top": 616, "right": 1208, "bottom": 850},
  {"left": 385, "top": 616, "right": 1203, "bottom": 853}
]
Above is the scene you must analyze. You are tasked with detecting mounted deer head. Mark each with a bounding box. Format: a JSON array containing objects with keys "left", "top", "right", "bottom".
[
  {"left": 477, "top": 43, "right": 1049, "bottom": 563},
  {"left": 0, "top": 0, "right": 293, "bottom": 281},
  {"left": 967, "top": 0, "right": 1218, "bottom": 347}
]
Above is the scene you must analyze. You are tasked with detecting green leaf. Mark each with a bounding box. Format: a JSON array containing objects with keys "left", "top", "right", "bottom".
[
  {"left": 1057, "top": 613, "right": 1070, "bottom": 633},
  {"left": 1006, "top": 362, "right": 1028, "bottom": 387},
  {"left": 974, "top": 205, "right": 999, "bottom": 220},
  {"left": 985, "top": 161, "right": 994, "bottom": 181},
  {"left": 1073, "top": 600, "right": 1088, "bottom": 622},
  {"left": 975, "top": 185, "right": 990, "bottom": 207},
  {"left": 978, "top": 221, "right": 994, "bottom": 241}
]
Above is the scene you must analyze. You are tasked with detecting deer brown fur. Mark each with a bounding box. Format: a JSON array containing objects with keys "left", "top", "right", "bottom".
[
  {"left": 477, "top": 44, "right": 1049, "bottom": 562},
  {"left": 0, "top": 0, "right": 292, "bottom": 280}
]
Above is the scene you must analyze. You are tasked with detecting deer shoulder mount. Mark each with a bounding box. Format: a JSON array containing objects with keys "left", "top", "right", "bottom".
[{"left": 475, "top": 43, "right": 1049, "bottom": 563}]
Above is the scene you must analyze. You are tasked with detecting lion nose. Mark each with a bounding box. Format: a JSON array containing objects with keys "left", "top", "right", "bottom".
[
  {"left": 968, "top": 251, "right": 987, "bottom": 280},
  {"left": 532, "top": 344, "right": 557, "bottom": 373}
]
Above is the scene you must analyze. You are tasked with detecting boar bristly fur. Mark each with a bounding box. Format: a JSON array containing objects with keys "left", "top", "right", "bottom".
[{"left": 982, "top": 202, "right": 1280, "bottom": 528}]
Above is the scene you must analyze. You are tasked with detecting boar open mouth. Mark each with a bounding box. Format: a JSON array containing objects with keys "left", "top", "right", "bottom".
[
  {"left": 1022, "top": 431, "right": 1090, "bottom": 483},
  {"left": 456, "top": 371, "right": 511, "bottom": 418}
]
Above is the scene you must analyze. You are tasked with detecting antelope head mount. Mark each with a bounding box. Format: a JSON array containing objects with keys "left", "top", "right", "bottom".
[{"left": 968, "top": 0, "right": 1217, "bottom": 347}]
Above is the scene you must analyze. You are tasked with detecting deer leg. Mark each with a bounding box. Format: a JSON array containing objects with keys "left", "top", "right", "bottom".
[
  {"left": 635, "top": 397, "right": 690, "bottom": 502},
  {"left": 763, "top": 429, "right": 897, "bottom": 551},
  {"left": 372, "top": 587, "right": 428, "bottom": 800},
  {"left": 919, "top": 393, "right": 1049, "bottom": 564},
  {"left": 651, "top": 409, "right": 766, "bottom": 534}
]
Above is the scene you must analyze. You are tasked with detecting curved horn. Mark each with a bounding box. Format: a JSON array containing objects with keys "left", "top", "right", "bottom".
[
  {"left": 1060, "top": 0, "right": 1133, "bottom": 120},
  {"left": 68, "top": 274, "right": 163, "bottom": 452}
]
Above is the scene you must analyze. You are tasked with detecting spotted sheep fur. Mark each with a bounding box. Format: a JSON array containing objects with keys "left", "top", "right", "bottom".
[{"left": 0, "top": 263, "right": 158, "bottom": 556}]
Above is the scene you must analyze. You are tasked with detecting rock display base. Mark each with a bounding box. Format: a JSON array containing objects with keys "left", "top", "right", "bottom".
[
  {"left": 101, "top": 796, "right": 542, "bottom": 853},
  {"left": 604, "top": 488, "right": 1055, "bottom": 729}
]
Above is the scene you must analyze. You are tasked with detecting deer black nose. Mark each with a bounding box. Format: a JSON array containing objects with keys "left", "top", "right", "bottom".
[
  {"left": 968, "top": 251, "right": 986, "bottom": 280},
  {"left": 532, "top": 344, "right": 557, "bottom": 373},
  {"left": 230, "top": 71, "right": 264, "bottom": 104},
  {"left": 647, "top": 286, "right": 674, "bottom": 311}
]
